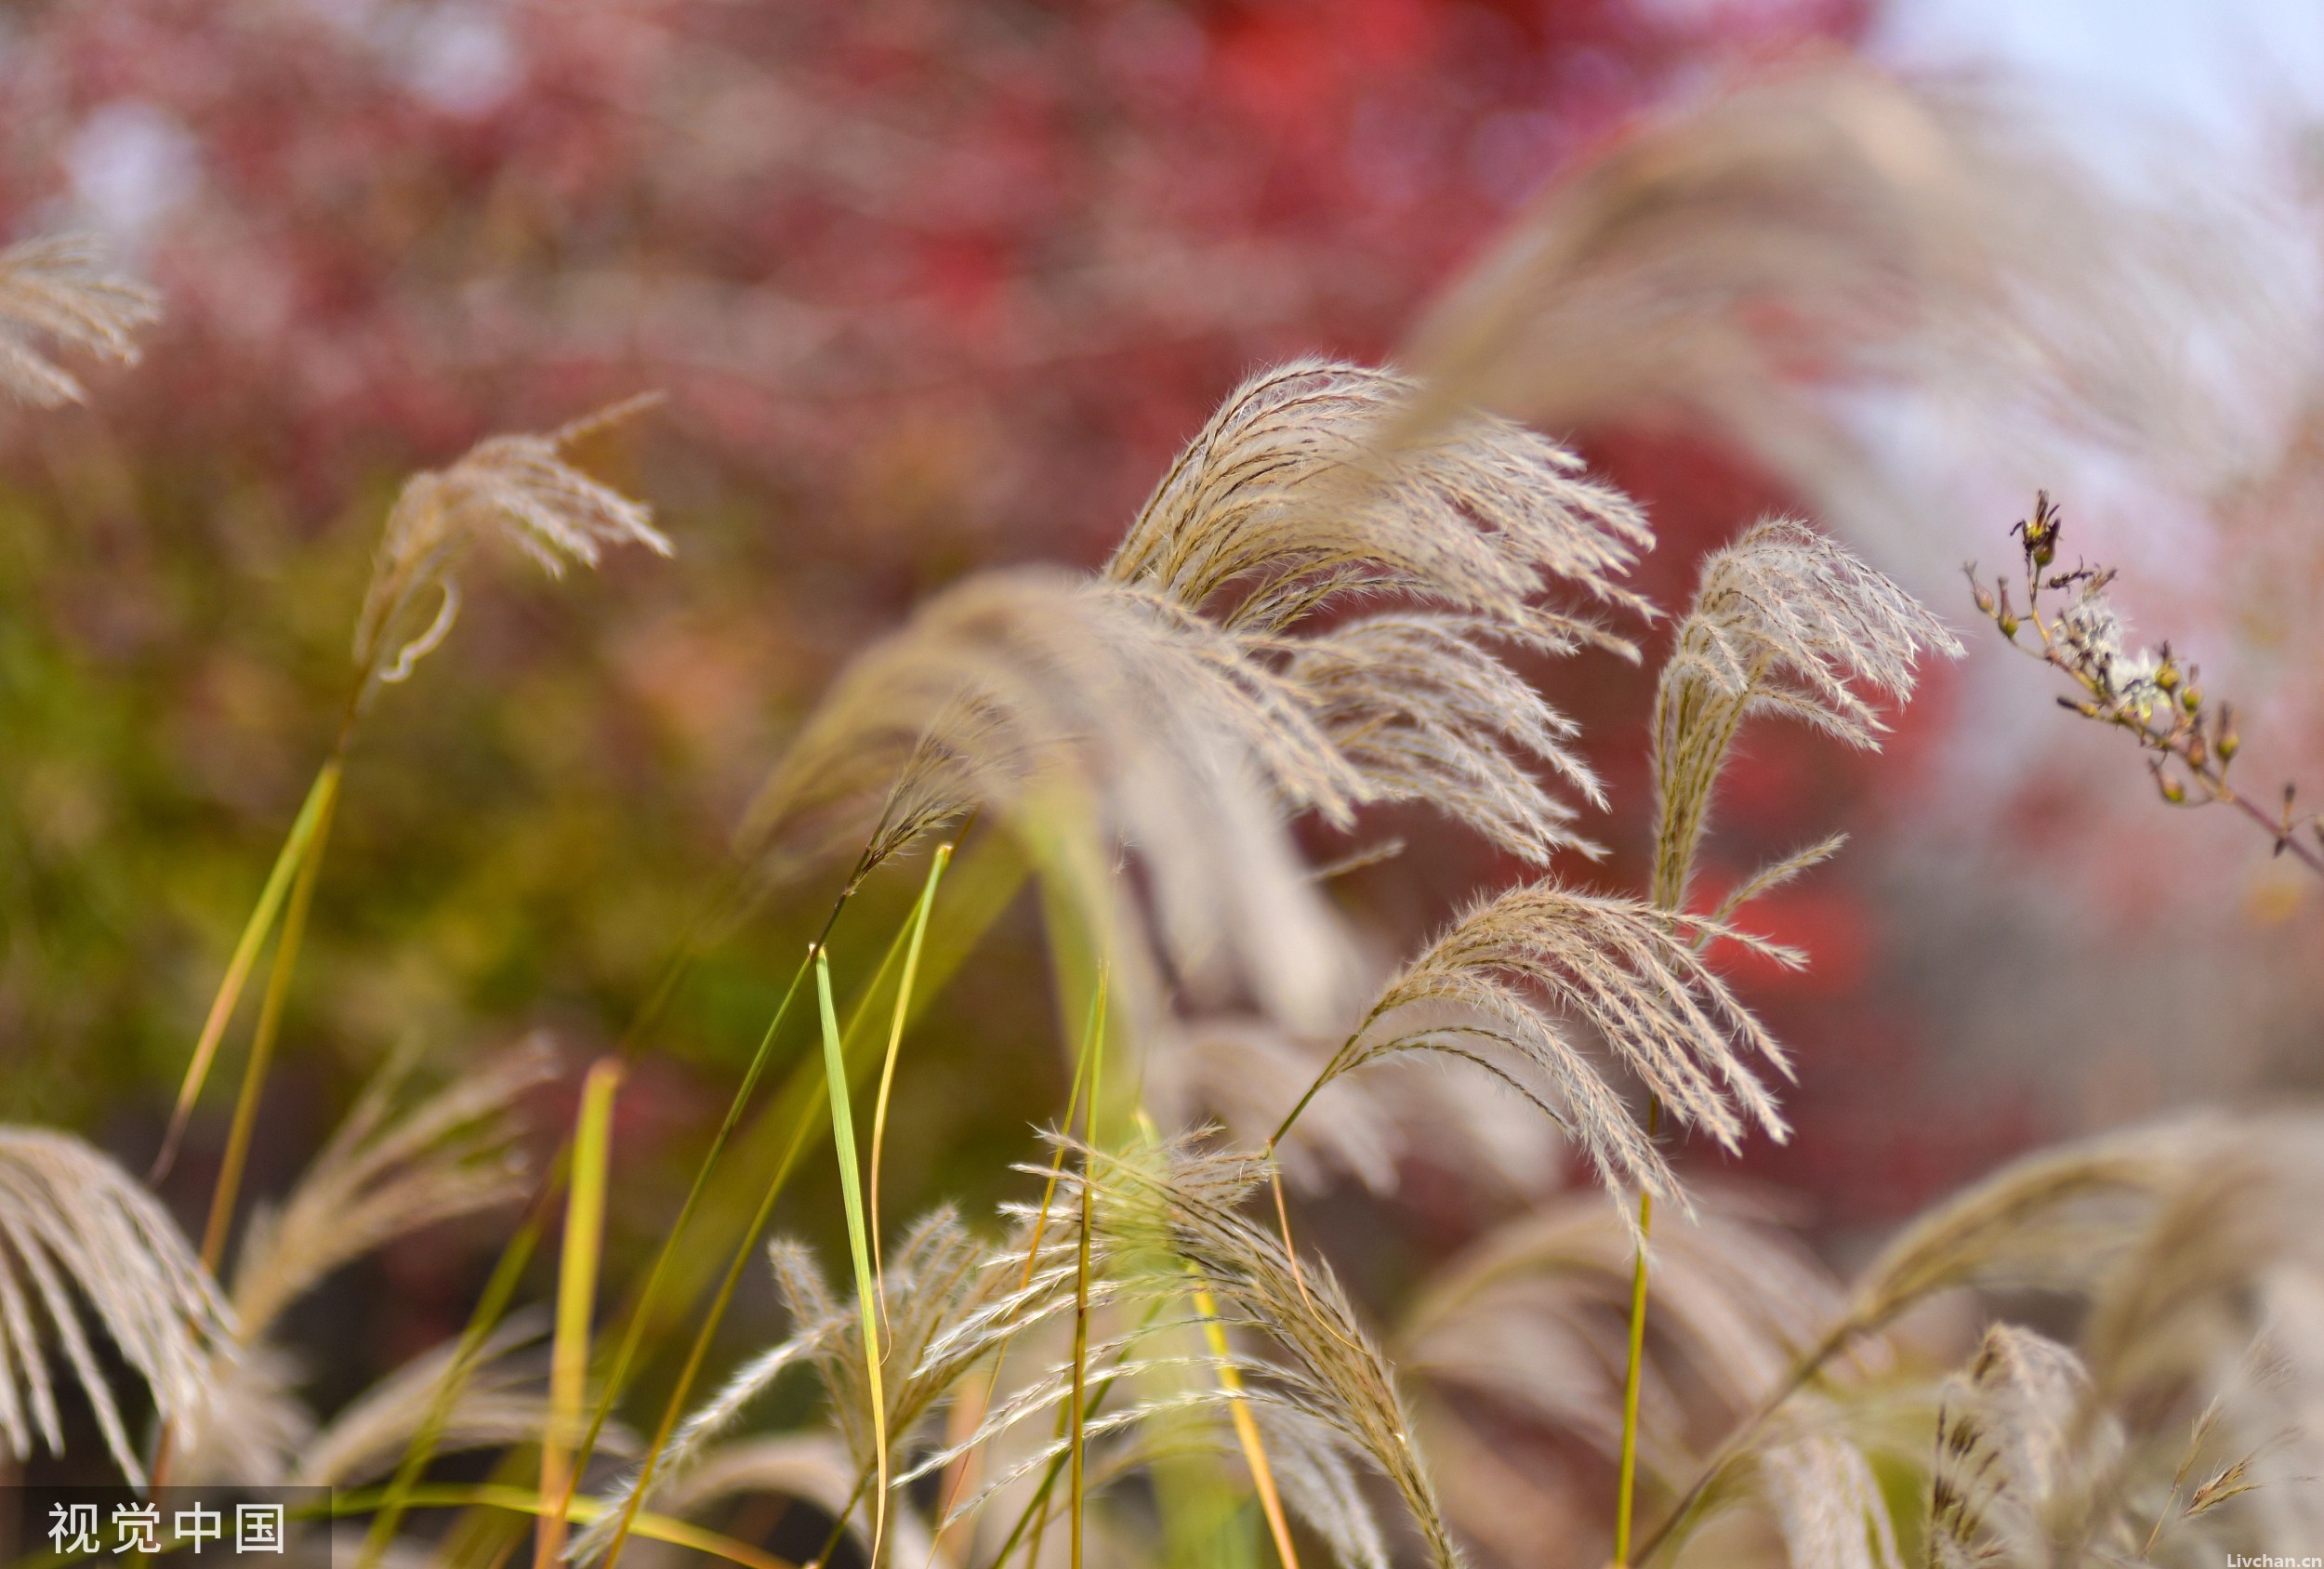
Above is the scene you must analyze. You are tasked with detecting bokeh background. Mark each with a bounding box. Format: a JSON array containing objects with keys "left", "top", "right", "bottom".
[{"left": 6, "top": 0, "right": 2324, "bottom": 1500}]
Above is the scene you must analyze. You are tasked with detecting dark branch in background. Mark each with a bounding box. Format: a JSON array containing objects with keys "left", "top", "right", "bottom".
[{"left": 1968, "top": 491, "right": 2324, "bottom": 879}]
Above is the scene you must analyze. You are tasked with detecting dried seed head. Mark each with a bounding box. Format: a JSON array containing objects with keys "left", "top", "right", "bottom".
[
  {"left": 0, "top": 232, "right": 160, "bottom": 407},
  {"left": 0, "top": 1127, "right": 232, "bottom": 1483},
  {"left": 1301, "top": 879, "right": 1802, "bottom": 1209},
  {"left": 352, "top": 396, "right": 668, "bottom": 702},
  {"left": 1650, "top": 519, "right": 1959, "bottom": 910}
]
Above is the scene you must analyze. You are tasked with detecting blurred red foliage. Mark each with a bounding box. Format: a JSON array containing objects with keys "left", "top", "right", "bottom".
[{"left": 5, "top": 0, "right": 2058, "bottom": 1243}]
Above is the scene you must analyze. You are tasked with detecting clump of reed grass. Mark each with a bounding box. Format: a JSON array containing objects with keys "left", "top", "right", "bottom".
[{"left": 25, "top": 62, "right": 2324, "bottom": 1569}]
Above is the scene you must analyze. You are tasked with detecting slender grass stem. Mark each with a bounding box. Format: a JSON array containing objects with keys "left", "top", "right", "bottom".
[
  {"left": 356, "top": 1155, "right": 556, "bottom": 1569},
  {"left": 595, "top": 905, "right": 926, "bottom": 1569},
  {"left": 538, "top": 1061, "right": 622, "bottom": 1569},
  {"left": 979, "top": 1299, "right": 1165, "bottom": 1569},
  {"left": 1612, "top": 1097, "right": 1661, "bottom": 1565},
  {"left": 1067, "top": 966, "right": 1106, "bottom": 1569},
  {"left": 1191, "top": 1278, "right": 1300, "bottom": 1569},
  {"left": 549, "top": 922, "right": 825, "bottom": 1525}
]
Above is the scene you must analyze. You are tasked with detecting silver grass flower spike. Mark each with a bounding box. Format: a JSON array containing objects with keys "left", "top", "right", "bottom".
[
  {"left": 1398, "top": 64, "right": 2278, "bottom": 533},
  {"left": 1037, "top": 1140, "right": 1462, "bottom": 1569},
  {"left": 742, "top": 569, "right": 1367, "bottom": 1032},
  {"left": 1651, "top": 518, "right": 1959, "bottom": 910},
  {"left": 1926, "top": 1325, "right": 2093, "bottom": 1569},
  {"left": 1761, "top": 1419, "right": 1903, "bottom": 1569},
  {"left": 0, "top": 232, "right": 160, "bottom": 407},
  {"left": 743, "top": 357, "right": 1661, "bottom": 1043},
  {"left": 0, "top": 1127, "right": 231, "bottom": 1483},
  {"left": 1105, "top": 360, "right": 1652, "bottom": 650},
  {"left": 353, "top": 395, "right": 669, "bottom": 704},
  {"left": 577, "top": 1213, "right": 1069, "bottom": 1567},
  {"left": 1116, "top": 359, "right": 1655, "bottom": 863},
  {"left": 1287, "top": 882, "right": 1803, "bottom": 1206},
  {"left": 171, "top": 1047, "right": 554, "bottom": 1487},
  {"left": 293, "top": 1316, "right": 616, "bottom": 1489},
  {"left": 228, "top": 1041, "right": 554, "bottom": 1341}
]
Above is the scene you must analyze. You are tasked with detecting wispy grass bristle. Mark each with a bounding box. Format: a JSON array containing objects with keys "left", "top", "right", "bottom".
[
  {"left": 1651, "top": 518, "right": 1961, "bottom": 910},
  {"left": 354, "top": 395, "right": 668, "bottom": 699},
  {"left": 1292, "top": 882, "right": 1802, "bottom": 1208},
  {"left": 0, "top": 1127, "right": 231, "bottom": 1484},
  {"left": 0, "top": 232, "right": 160, "bottom": 407}
]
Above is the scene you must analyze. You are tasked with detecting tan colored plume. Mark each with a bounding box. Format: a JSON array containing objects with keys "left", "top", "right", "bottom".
[
  {"left": 0, "top": 232, "right": 160, "bottom": 407},
  {"left": 0, "top": 1127, "right": 231, "bottom": 1483},
  {"left": 353, "top": 396, "right": 668, "bottom": 702}
]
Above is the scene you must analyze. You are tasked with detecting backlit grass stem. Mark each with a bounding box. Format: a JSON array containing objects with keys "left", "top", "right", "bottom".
[{"left": 538, "top": 1060, "right": 622, "bottom": 1569}]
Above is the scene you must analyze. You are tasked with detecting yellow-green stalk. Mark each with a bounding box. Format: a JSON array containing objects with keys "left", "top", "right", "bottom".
[
  {"left": 816, "top": 948, "right": 890, "bottom": 1566},
  {"left": 538, "top": 1060, "right": 622, "bottom": 1569},
  {"left": 867, "top": 843, "right": 952, "bottom": 1312}
]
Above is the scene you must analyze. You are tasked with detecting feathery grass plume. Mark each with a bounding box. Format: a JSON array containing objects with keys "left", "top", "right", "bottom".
[
  {"left": 1925, "top": 1325, "right": 2093, "bottom": 1569},
  {"left": 1105, "top": 359, "right": 1652, "bottom": 647},
  {"left": 576, "top": 1212, "right": 1056, "bottom": 1567},
  {"left": 741, "top": 569, "right": 1366, "bottom": 1033},
  {"left": 294, "top": 1316, "right": 615, "bottom": 1488},
  {"left": 1274, "top": 611, "right": 1611, "bottom": 863},
  {"left": 1650, "top": 518, "right": 1959, "bottom": 910},
  {"left": 1145, "top": 1013, "right": 1567, "bottom": 1198},
  {"left": 1283, "top": 882, "right": 1802, "bottom": 1208},
  {"left": 2047, "top": 1127, "right": 2324, "bottom": 1559},
  {"left": 0, "top": 1127, "right": 231, "bottom": 1483},
  {"left": 161, "top": 1341, "right": 317, "bottom": 1489},
  {"left": 1398, "top": 1190, "right": 1852, "bottom": 1474},
  {"left": 1759, "top": 1417, "right": 1902, "bottom": 1569},
  {"left": 352, "top": 394, "right": 669, "bottom": 704},
  {"left": 175, "top": 1312, "right": 616, "bottom": 1490},
  {"left": 1253, "top": 1402, "right": 1393, "bottom": 1569},
  {"left": 1836, "top": 1119, "right": 2227, "bottom": 1351},
  {"left": 228, "top": 1041, "right": 554, "bottom": 1341},
  {"left": 1038, "top": 1138, "right": 1463, "bottom": 1569},
  {"left": 170, "top": 1048, "right": 555, "bottom": 1486},
  {"left": 1629, "top": 1120, "right": 2238, "bottom": 1567},
  {"left": 1396, "top": 63, "right": 2276, "bottom": 527},
  {"left": 1110, "top": 358, "right": 1653, "bottom": 862},
  {"left": 0, "top": 232, "right": 160, "bottom": 406}
]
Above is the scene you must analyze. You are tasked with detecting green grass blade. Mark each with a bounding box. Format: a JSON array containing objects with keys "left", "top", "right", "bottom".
[
  {"left": 867, "top": 843, "right": 951, "bottom": 1315},
  {"left": 153, "top": 758, "right": 340, "bottom": 1182},
  {"left": 197, "top": 761, "right": 341, "bottom": 1272},
  {"left": 817, "top": 948, "right": 890, "bottom": 1567},
  {"left": 539, "top": 1060, "right": 622, "bottom": 1569}
]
